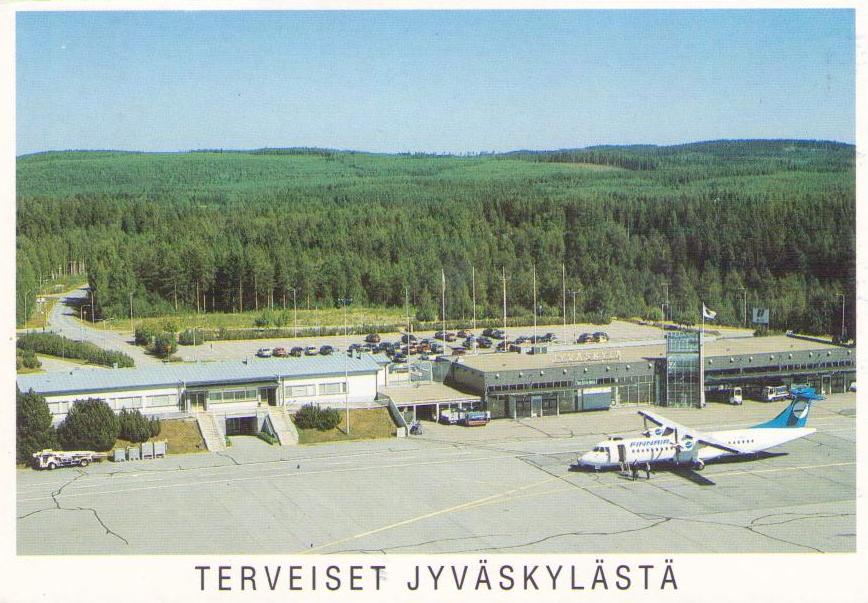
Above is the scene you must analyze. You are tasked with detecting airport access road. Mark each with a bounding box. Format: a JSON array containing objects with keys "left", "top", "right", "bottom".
[{"left": 16, "top": 393, "right": 855, "bottom": 555}]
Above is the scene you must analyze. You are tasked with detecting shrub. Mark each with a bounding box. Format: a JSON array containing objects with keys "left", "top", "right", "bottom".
[
  {"left": 293, "top": 404, "right": 341, "bottom": 431},
  {"left": 118, "top": 409, "right": 160, "bottom": 443},
  {"left": 135, "top": 324, "right": 158, "bottom": 346},
  {"left": 16, "top": 389, "right": 57, "bottom": 463},
  {"left": 16, "top": 349, "right": 41, "bottom": 370},
  {"left": 152, "top": 332, "right": 178, "bottom": 358},
  {"left": 57, "top": 398, "right": 119, "bottom": 452},
  {"left": 178, "top": 329, "right": 203, "bottom": 345}
]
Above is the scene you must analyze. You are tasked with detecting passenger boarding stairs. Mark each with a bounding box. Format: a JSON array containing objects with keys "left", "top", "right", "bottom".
[
  {"left": 266, "top": 406, "right": 299, "bottom": 446},
  {"left": 196, "top": 412, "right": 227, "bottom": 452}
]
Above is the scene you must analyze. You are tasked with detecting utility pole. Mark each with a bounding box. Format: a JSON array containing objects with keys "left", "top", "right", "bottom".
[
  {"left": 471, "top": 266, "right": 476, "bottom": 333},
  {"left": 838, "top": 293, "right": 846, "bottom": 341},
  {"left": 404, "top": 285, "right": 410, "bottom": 335},
  {"left": 568, "top": 289, "right": 578, "bottom": 343},
  {"left": 562, "top": 263, "right": 567, "bottom": 336},
  {"left": 290, "top": 287, "right": 298, "bottom": 337},
  {"left": 338, "top": 296, "right": 352, "bottom": 435},
  {"left": 441, "top": 268, "right": 446, "bottom": 339},
  {"left": 129, "top": 292, "right": 134, "bottom": 334},
  {"left": 532, "top": 264, "right": 537, "bottom": 344},
  {"left": 663, "top": 282, "right": 669, "bottom": 322},
  {"left": 502, "top": 267, "right": 507, "bottom": 335},
  {"left": 739, "top": 287, "right": 747, "bottom": 328}
]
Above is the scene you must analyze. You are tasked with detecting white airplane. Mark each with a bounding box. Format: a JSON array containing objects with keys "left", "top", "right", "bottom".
[{"left": 575, "top": 387, "right": 823, "bottom": 480}]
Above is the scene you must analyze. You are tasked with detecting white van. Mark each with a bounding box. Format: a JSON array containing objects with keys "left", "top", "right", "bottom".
[
  {"left": 729, "top": 387, "right": 743, "bottom": 405},
  {"left": 763, "top": 385, "right": 790, "bottom": 402}
]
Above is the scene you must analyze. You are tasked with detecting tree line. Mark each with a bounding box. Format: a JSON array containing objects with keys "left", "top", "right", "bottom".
[{"left": 16, "top": 140, "right": 856, "bottom": 338}]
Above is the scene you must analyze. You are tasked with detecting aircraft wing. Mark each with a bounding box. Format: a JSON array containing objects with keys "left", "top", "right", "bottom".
[
  {"left": 637, "top": 409, "right": 695, "bottom": 437},
  {"left": 695, "top": 435, "right": 751, "bottom": 456}
]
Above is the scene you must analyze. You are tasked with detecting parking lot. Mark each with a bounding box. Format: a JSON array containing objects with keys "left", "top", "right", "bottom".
[
  {"left": 17, "top": 392, "right": 855, "bottom": 555},
  {"left": 170, "top": 319, "right": 719, "bottom": 363}
]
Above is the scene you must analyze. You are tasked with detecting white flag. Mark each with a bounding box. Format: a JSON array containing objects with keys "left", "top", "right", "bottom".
[{"left": 702, "top": 304, "right": 717, "bottom": 320}]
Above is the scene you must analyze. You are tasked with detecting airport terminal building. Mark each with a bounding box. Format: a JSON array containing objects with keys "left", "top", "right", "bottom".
[
  {"left": 443, "top": 334, "right": 855, "bottom": 419},
  {"left": 16, "top": 354, "right": 389, "bottom": 430}
]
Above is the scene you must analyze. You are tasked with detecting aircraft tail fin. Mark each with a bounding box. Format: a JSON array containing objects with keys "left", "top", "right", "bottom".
[{"left": 752, "top": 387, "right": 823, "bottom": 429}]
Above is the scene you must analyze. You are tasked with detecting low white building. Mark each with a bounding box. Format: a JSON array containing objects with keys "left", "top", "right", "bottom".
[{"left": 16, "top": 354, "right": 386, "bottom": 433}]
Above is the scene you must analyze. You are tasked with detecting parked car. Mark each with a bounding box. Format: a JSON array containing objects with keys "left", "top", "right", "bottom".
[
  {"left": 451, "top": 348, "right": 466, "bottom": 356},
  {"left": 543, "top": 332, "right": 558, "bottom": 343},
  {"left": 272, "top": 347, "right": 288, "bottom": 358},
  {"left": 463, "top": 337, "right": 477, "bottom": 349},
  {"left": 482, "top": 328, "right": 505, "bottom": 339},
  {"left": 445, "top": 332, "right": 458, "bottom": 342},
  {"left": 477, "top": 337, "right": 492, "bottom": 349},
  {"left": 457, "top": 329, "right": 473, "bottom": 338},
  {"left": 401, "top": 333, "right": 418, "bottom": 344},
  {"left": 319, "top": 345, "right": 334, "bottom": 356},
  {"left": 577, "top": 333, "right": 593, "bottom": 344},
  {"left": 304, "top": 346, "right": 319, "bottom": 356},
  {"left": 392, "top": 352, "right": 408, "bottom": 363},
  {"left": 256, "top": 348, "right": 273, "bottom": 358},
  {"left": 592, "top": 332, "right": 609, "bottom": 343},
  {"left": 290, "top": 347, "right": 304, "bottom": 357},
  {"left": 429, "top": 343, "right": 444, "bottom": 354},
  {"left": 434, "top": 331, "right": 446, "bottom": 340},
  {"left": 365, "top": 333, "right": 381, "bottom": 344}
]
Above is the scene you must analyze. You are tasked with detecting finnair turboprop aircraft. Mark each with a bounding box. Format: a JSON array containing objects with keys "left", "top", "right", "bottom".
[{"left": 574, "top": 387, "right": 823, "bottom": 481}]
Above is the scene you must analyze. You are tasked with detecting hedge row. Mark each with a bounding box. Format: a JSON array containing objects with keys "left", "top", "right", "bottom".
[{"left": 17, "top": 332, "right": 134, "bottom": 368}]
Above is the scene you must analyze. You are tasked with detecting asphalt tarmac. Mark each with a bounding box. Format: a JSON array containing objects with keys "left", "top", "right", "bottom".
[{"left": 16, "top": 393, "right": 855, "bottom": 555}]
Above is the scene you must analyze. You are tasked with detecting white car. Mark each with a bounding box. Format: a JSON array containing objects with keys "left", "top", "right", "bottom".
[{"left": 256, "top": 347, "right": 273, "bottom": 358}]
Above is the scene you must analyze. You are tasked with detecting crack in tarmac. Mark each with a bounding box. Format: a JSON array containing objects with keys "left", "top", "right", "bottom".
[{"left": 18, "top": 469, "right": 129, "bottom": 545}]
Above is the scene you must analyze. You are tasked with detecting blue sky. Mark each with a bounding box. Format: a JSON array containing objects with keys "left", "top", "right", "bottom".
[{"left": 16, "top": 10, "right": 855, "bottom": 155}]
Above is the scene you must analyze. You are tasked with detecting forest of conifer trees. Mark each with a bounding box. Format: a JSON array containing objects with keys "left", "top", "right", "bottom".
[{"left": 15, "top": 140, "right": 856, "bottom": 338}]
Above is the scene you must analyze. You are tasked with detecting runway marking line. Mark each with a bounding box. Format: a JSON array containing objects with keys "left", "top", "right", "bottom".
[
  {"left": 301, "top": 476, "right": 561, "bottom": 554},
  {"left": 297, "top": 460, "right": 857, "bottom": 553}
]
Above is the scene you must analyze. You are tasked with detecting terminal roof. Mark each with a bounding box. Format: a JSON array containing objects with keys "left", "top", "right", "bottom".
[{"left": 16, "top": 354, "right": 382, "bottom": 396}]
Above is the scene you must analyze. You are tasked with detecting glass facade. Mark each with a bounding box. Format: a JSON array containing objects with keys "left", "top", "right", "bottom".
[{"left": 665, "top": 332, "right": 702, "bottom": 408}]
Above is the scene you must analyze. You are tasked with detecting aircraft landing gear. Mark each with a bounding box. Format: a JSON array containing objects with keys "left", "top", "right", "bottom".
[{"left": 693, "top": 459, "right": 705, "bottom": 471}]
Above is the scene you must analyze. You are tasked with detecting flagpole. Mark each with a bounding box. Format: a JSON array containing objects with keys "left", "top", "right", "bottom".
[{"left": 700, "top": 303, "right": 706, "bottom": 409}]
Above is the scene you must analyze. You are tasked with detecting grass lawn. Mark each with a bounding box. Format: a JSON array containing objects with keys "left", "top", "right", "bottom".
[
  {"left": 21, "top": 298, "right": 57, "bottom": 330},
  {"left": 16, "top": 365, "right": 43, "bottom": 374},
  {"left": 86, "top": 305, "right": 409, "bottom": 333},
  {"left": 296, "top": 407, "right": 397, "bottom": 445},
  {"left": 113, "top": 419, "right": 206, "bottom": 455}
]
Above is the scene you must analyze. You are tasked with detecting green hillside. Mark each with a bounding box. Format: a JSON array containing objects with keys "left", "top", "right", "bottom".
[{"left": 16, "top": 140, "right": 856, "bottom": 336}]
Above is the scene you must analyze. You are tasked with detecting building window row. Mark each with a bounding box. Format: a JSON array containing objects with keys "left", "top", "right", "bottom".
[{"left": 208, "top": 388, "right": 258, "bottom": 403}]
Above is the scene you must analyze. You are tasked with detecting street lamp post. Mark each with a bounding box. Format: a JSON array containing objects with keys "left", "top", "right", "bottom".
[
  {"left": 289, "top": 287, "right": 298, "bottom": 337},
  {"left": 567, "top": 289, "right": 578, "bottom": 343},
  {"left": 838, "top": 293, "right": 845, "bottom": 342},
  {"left": 739, "top": 287, "right": 746, "bottom": 328},
  {"left": 338, "top": 296, "right": 352, "bottom": 435}
]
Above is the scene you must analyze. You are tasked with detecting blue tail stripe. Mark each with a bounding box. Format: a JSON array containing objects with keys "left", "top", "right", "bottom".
[{"left": 752, "top": 387, "right": 823, "bottom": 429}]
